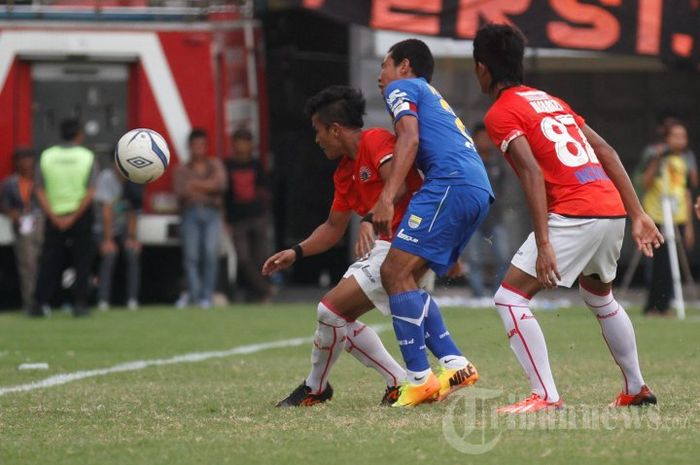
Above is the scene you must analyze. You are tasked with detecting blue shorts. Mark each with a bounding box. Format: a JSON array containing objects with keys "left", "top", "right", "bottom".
[{"left": 392, "top": 183, "right": 492, "bottom": 276}]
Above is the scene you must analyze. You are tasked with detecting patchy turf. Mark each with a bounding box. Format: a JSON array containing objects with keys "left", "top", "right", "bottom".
[{"left": 0, "top": 303, "right": 698, "bottom": 465}]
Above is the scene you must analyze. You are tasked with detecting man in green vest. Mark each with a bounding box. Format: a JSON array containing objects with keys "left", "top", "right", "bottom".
[{"left": 31, "top": 118, "right": 97, "bottom": 317}]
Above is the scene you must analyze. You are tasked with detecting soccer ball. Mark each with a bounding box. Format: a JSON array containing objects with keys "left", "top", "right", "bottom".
[{"left": 115, "top": 128, "right": 170, "bottom": 184}]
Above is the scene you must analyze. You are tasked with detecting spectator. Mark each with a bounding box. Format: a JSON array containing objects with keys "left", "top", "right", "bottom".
[
  {"left": 638, "top": 116, "right": 698, "bottom": 190},
  {"left": 174, "top": 128, "right": 227, "bottom": 309},
  {"left": 463, "top": 123, "right": 510, "bottom": 297},
  {"left": 1, "top": 148, "right": 43, "bottom": 312},
  {"left": 32, "top": 118, "right": 97, "bottom": 317},
  {"left": 224, "top": 128, "right": 273, "bottom": 302},
  {"left": 641, "top": 122, "right": 695, "bottom": 316},
  {"left": 94, "top": 163, "right": 144, "bottom": 311}
]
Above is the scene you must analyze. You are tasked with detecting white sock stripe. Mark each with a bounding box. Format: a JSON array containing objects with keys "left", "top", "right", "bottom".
[{"left": 391, "top": 295, "right": 431, "bottom": 327}]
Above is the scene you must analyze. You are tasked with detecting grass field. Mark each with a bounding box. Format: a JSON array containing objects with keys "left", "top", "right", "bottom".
[{"left": 0, "top": 302, "right": 698, "bottom": 465}]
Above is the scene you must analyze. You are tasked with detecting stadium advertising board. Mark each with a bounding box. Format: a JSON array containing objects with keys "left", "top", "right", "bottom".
[{"left": 301, "top": 0, "right": 700, "bottom": 66}]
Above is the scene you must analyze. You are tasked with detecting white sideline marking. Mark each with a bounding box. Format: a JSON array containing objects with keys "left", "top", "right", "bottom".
[{"left": 0, "top": 324, "right": 391, "bottom": 396}]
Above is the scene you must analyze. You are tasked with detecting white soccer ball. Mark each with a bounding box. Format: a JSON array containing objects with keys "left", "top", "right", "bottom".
[{"left": 115, "top": 128, "right": 170, "bottom": 184}]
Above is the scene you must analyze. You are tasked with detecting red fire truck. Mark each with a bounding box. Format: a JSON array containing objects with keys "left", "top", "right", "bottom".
[{"left": 0, "top": 1, "right": 268, "bottom": 305}]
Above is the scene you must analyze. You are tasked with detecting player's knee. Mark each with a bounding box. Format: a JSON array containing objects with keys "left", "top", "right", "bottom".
[
  {"left": 313, "top": 302, "right": 347, "bottom": 350},
  {"left": 317, "top": 301, "right": 348, "bottom": 328},
  {"left": 493, "top": 285, "right": 510, "bottom": 304}
]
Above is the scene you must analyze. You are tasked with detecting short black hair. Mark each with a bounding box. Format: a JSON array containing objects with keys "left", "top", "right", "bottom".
[
  {"left": 232, "top": 128, "right": 253, "bottom": 141},
  {"left": 60, "top": 118, "right": 82, "bottom": 142},
  {"left": 473, "top": 24, "right": 526, "bottom": 91},
  {"left": 304, "top": 85, "right": 365, "bottom": 129},
  {"left": 188, "top": 128, "right": 208, "bottom": 144},
  {"left": 388, "top": 39, "right": 434, "bottom": 82}
]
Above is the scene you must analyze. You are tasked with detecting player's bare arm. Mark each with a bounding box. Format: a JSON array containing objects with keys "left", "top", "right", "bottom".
[
  {"left": 372, "top": 116, "right": 419, "bottom": 237},
  {"left": 262, "top": 210, "right": 352, "bottom": 275},
  {"left": 581, "top": 125, "right": 663, "bottom": 257},
  {"left": 507, "top": 136, "right": 561, "bottom": 289}
]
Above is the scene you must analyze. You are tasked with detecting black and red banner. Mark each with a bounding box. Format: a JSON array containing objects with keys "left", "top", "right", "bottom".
[{"left": 300, "top": 0, "right": 700, "bottom": 67}]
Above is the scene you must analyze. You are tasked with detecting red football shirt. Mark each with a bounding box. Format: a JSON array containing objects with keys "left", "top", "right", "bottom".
[
  {"left": 331, "top": 128, "right": 423, "bottom": 239},
  {"left": 484, "top": 85, "right": 625, "bottom": 217}
]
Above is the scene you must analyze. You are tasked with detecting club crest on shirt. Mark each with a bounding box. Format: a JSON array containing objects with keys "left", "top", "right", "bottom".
[
  {"left": 407, "top": 214, "right": 422, "bottom": 229},
  {"left": 359, "top": 166, "right": 372, "bottom": 182}
]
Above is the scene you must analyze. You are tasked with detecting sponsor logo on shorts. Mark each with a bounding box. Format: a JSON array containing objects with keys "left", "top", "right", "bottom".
[
  {"left": 397, "top": 228, "right": 419, "bottom": 243},
  {"left": 407, "top": 214, "right": 422, "bottom": 229},
  {"left": 398, "top": 338, "right": 415, "bottom": 346},
  {"left": 360, "top": 264, "right": 375, "bottom": 283}
]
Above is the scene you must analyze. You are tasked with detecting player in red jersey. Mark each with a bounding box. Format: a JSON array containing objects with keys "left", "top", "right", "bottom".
[
  {"left": 263, "top": 86, "right": 425, "bottom": 407},
  {"left": 473, "top": 24, "right": 664, "bottom": 412}
]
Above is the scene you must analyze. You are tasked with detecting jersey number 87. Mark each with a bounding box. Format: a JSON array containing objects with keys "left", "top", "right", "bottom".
[{"left": 541, "top": 114, "right": 599, "bottom": 168}]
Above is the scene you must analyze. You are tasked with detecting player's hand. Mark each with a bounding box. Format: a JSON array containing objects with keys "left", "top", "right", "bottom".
[
  {"left": 630, "top": 213, "right": 664, "bottom": 258},
  {"left": 100, "top": 238, "right": 117, "bottom": 256},
  {"left": 694, "top": 195, "right": 700, "bottom": 220},
  {"left": 372, "top": 195, "right": 394, "bottom": 238},
  {"left": 536, "top": 242, "right": 561, "bottom": 289},
  {"left": 262, "top": 249, "right": 296, "bottom": 276},
  {"left": 354, "top": 221, "right": 376, "bottom": 259}
]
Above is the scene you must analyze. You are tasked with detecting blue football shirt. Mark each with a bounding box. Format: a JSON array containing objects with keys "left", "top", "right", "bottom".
[{"left": 384, "top": 77, "right": 493, "bottom": 196}]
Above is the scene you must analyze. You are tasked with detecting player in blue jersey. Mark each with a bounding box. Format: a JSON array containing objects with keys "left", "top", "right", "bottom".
[{"left": 372, "top": 39, "right": 494, "bottom": 406}]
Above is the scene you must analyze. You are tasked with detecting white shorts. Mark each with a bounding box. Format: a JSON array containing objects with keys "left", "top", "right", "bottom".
[
  {"left": 342, "top": 240, "right": 433, "bottom": 316},
  {"left": 511, "top": 214, "right": 625, "bottom": 288}
]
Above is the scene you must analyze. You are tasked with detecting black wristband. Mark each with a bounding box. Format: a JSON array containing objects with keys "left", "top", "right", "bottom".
[
  {"left": 292, "top": 244, "right": 304, "bottom": 260},
  {"left": 361, "top": 213, "right": 374, "bottom": 223}
]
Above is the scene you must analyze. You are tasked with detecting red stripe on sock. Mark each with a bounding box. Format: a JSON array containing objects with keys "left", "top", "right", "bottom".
[
  {"left": 599, "top": 312, "right": 629, "bottom": 395},
  {"left": 320, "top": 299, "right": 354, "bottom": 323},
  {"left": 495, "top": 302, "right": 530, "bottom": 309},
  {"left": 586, "top": 298, "right": 615, "bottom": 309},
  {"left": 508, "top": 306, "right": 549, "bottom": 401},
  {"left": 346, "top": 339, "right": 398, "bottom": 386},
  {"left": 596, "top": 308, "right": 620, "bottom": 319},
  {"left": 319, "top": 320, "right": 344, "bottom": 329},
  {"left": 579, "top": 282, "right": 612, "bottom": 297},
  {"left": 317, "top": 326, "right": 337, "bottom": 394},
  {"left": 501, "top": 283, "right": 533, "bottom": 300}
]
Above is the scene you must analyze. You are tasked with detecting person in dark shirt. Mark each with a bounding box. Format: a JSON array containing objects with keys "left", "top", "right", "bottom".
[
  {"left": 224, "top": 128, "right": 273, "bottom": 302},
  {"left": 1, "top": 148, "right": 43, "bottom": 312}
]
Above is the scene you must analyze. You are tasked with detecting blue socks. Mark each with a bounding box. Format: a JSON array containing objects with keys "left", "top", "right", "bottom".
[
  {"left": 422, "top": 290, "right": 462, "bottom": 359},
  {"left": 389, "top": 290, "right": 430, "bottom": 373},
  {"left": 390, "top": 289, "right": 464, "bottom": 376}
]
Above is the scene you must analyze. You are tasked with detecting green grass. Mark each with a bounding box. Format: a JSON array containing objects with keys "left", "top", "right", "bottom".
[{"left": 0, "top": 303, "right": 698, "bottom": 465}]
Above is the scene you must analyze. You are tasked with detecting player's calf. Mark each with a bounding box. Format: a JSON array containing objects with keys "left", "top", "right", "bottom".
[
  {"left": 579, "top": 281, "right": 651, "bottom": 404},
  {"left": 305, "top": 301, "right": 348, "bottom": 394}
]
